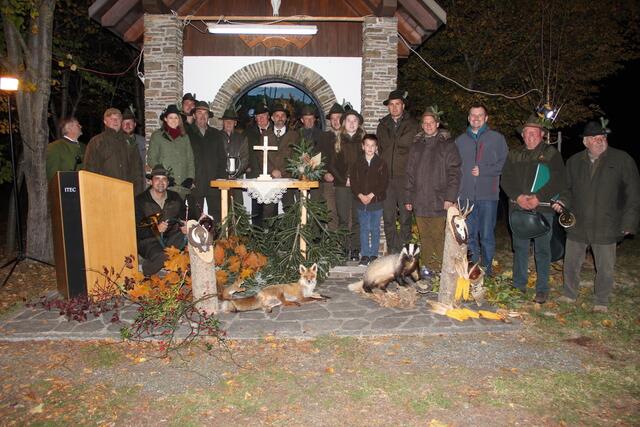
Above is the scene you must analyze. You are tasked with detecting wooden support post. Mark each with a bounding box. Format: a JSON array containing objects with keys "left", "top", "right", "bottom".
[
  {"left": 220, "top": 188, "right": 229, "bottom": 237},
  {"left": 300, "top": 189, "right": 308, "bottom": 259}
]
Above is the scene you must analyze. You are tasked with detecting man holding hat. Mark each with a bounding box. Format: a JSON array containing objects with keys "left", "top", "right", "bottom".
[
  {"left": 135, "top": 164, "right": 187, "bottom": 276},
  {"left": 376, "top": 89, "right": 420, "bottom": 253},
  {"left": 187, "top": 100, "right": 226, "bottom": 220},
  {"left": 554, "top": 119, "right": 640, "bottom": 312},
  {"left": 501, "top": 115, "right": 566, "bottom": 304}
]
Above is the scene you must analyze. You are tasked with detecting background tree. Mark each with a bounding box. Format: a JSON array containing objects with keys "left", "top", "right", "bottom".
[
  {"left": 400, "top": 0, "right": 640, "bottom": 144},
  {"left": 1, "top": 0, "right": 56, "bottom": 261}
]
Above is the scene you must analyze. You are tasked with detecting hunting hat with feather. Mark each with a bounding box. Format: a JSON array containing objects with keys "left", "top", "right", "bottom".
[
  {"left": 383, "top": 89, "right": 408, "bottom": 106},
  {"left": 422, "top": 105, "right": 444, "bottom": 123},
  {"left": 195, "top": 100, "right": 213, "bottom": 118},
  {"left": 300, "top": 104, "right": 318, "bottom": 117},
  {"left": 518, "top": 114, "right": 549, "bottom": 134},
  {"left": 122, "top": 107, "right": 136, "bottom": 121},
  {"left": 160, "top": 104, "right": 181, "bottom": 121},
  {"left": 182, "top": 93, "right": 196, "bottom": 102},
  {"left": 340, "top": 103, "right": 363, "bottom": 125},
  {"left": 220, "top": 107, "right": 239, "bottom": 120},
  {"left": 325, "top": 102, "right": 345, "bottom": 119},
  {"left": 271, "top": 102, "right": 289, "bottom": 116},
  {"left": 146, "top": 164, "right": 173, "bottom": 182},
  {"left": 254, "top": 103, "right": 270, "bottom": 115},
  {"left": 581, "top": 117, "right": 611, "bottom": 137}
]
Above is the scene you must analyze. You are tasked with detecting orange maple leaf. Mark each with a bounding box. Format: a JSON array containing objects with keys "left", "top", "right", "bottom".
[
  {"left": 234, "top": 244, "right": 248, "bottom": 258},
  {"left": 128, "top": 283, "right": 151, "bottom": 300},
  {"left": 228, "top": 255, "right": 241, "bottom": 273},
  {"left": 239, "top": 267, "right": 254, "bottom": 279},
  {"left": 164, "top": 251, "right": 190, "bottom": 273},
  {"left": 214, "top": 244, "right": 225, "bottom": 265},
  {"left": 243, "top": 253, "right": 259, "bottom": 269},
  {"left": 216, "top": 269, "right": 229, "bottom": 286}
]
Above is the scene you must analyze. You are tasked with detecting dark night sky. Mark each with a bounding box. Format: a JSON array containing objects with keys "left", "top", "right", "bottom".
[{"left": 561, "top": 58, "right": 640, "bottom": 165}]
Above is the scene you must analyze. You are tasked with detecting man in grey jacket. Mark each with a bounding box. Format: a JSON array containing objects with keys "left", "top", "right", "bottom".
[
  {"left": 455, "top": 104, "right": 508, "bottom": 276},
  {"left": 554, "top": 119, "right": 640, "bottom": 312}
]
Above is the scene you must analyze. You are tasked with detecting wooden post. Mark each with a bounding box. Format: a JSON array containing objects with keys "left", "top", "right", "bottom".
[
  {"left": 300, "top": 188, "right": 308, "bottom": 258},
  {"left": 186, "top": 220, "right": 218, "bottom": 315},
  {"left": 220, "top": 188, "right": 228, "bottom": 237}
]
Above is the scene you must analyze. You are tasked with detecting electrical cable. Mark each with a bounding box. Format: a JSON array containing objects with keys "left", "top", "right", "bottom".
[{"left": 398, "top": 33, "right": 542, "bottom": 100}]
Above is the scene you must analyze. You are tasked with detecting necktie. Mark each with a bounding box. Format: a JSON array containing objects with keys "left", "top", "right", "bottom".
[{"left": 276, "top": 129, "right": 281, "bottom": 137}]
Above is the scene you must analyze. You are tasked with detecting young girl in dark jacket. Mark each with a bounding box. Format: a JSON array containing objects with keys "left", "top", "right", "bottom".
[{"left": 349, "top": 134, "right": 389, "bottom": 265}]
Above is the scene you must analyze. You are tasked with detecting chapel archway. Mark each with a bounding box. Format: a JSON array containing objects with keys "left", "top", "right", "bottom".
[{"left": 210, "top": 59, "right": 338, "bottom": 128}]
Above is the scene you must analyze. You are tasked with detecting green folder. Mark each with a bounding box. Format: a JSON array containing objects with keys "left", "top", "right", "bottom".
[{"left": 530, "top": 163, "right": 550, "bottom": 193}]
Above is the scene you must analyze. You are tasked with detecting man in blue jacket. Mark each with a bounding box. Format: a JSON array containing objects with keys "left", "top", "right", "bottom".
[{"left": 455, "top": 104, "right": 508, "bottom": 276}]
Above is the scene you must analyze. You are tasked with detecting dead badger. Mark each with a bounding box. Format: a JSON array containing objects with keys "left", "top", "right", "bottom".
[{"left": 348, "top": 244, "right": 420, "bottom": 293}]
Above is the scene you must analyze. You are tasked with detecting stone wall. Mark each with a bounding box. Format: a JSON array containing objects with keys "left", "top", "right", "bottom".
[
  {"left": 143, "top": 14, "right": 184, "bottom": 141},
  {"left": 361, "top": 17, "right": 398, "bottom": 133}
]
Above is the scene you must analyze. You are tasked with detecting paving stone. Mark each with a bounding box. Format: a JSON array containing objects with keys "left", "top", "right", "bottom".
[
  {"left": 106, "top": 322, "right": 128, "bottom": 333},
  {"left": 53, "top": 321, "right": 78, "bottom": 332},
  {"left": 326, "top": 302, "right": 362, "bottom": 311},
  {"left": 301, "top": 319, "right": 344, "bottom": 335},
  {"left": 3, "top": 320, "right": 57, "bottom": 333},
  {"left": 382, "top": 310, "right": 421, "bottom": 318},
  {"left": 72, "top": 319, "right": 107, "bottom": 333},
  {"left": 330, "top": 310, "right": 368, "bottom": 319},
  {"left": 11, "top": 309, "right": 40, "bottom": 321},
  {"left": 400, "top": 315, "right": 437, "bottom": 329},
  {"left": 341, "top": 319, "right": 370, "bottom": 330},
  {"left": 370, "top": 317, "right": 407, "bottom": 330},
  {"left": 236, "top": 311, "right": 267, "bottom": 320},
  {"left": 277, "top": 308, "right": 330, "bottom": 321}
]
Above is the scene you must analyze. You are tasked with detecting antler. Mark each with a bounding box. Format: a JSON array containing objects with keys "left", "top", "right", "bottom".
[{"left": 460, "top": 199, "right": 474, "bottom": 218}]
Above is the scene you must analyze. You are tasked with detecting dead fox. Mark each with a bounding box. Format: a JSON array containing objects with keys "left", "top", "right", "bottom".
[{"left": 220, "top": 263, "right": 328, "bottom": 312}]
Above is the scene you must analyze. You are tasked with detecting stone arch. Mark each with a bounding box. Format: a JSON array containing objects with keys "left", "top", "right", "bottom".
[{"left": 210, "top": 59, "right": 338, "bottom": 128}]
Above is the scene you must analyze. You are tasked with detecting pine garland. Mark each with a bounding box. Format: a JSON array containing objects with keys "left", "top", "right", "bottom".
[{"left": 286, "top": 138, "right": 325, "bottom": 181}]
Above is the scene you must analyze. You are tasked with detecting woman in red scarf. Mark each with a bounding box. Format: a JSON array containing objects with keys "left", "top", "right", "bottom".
[{"left": 147, "top": 104, "right": 195, "bottom": 199}]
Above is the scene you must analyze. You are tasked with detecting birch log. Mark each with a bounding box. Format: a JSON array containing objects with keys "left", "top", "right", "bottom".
[
  {"left": 438, "top": 206, "right": 469, "bottom": 307},
  {"left": 187, "top": 220, "right": 219, "bottom": 315}
]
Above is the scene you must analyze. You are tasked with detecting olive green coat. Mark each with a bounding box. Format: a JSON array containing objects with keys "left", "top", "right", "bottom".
[
  {"left": 46, "top": 137, "right": 85, "bottom": 182},
  {"left": 147, "top": 129, "right": 195, "bottom": 198},
  {"left": 561, "top": 147, "right": 640, "bottom": 244}
]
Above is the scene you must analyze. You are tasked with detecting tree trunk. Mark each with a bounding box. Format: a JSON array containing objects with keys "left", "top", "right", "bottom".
[
  {"left": 186, "top": 221, "right": 218, "bottom": 315},
  {"left": 2, "top": 0, "right": 57, "bottom": 263},
  {"left": 438, "top": 206, "right": 468, "bottom": 307}
]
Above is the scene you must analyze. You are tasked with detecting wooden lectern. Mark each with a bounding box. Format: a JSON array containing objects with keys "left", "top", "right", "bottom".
[{"left": 49, "top": 171, "right": 138, "bottom": 299}]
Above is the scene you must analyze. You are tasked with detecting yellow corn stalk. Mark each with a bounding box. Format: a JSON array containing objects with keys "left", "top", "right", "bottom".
[
  {"left": 445, "top": 308, "right": 470, "bottom": 321},
  {"left": 461, "top": 308, "right": 480, "bottom": 318},
  {"left": 478, "top": 310, "right": 504, "bottom": 321},
  {"left": 455, "top": 277, "right": 471, "bottom": 301}
]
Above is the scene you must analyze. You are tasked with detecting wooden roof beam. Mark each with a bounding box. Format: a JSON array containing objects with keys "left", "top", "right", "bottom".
[
  {"left": 142, "top": 0, "right": 171, "bottom": 14},
  {"left": 101, "top": 0, "right": 138, "bottom": 27},
  {"left": 377, "top": 0, "right": 397, "bottom": 17},
  {"left": 396, "top": 13, "right": 422, "bottom": 44},
  {"left": 344, "top": 0, "right": 373, "bottom": 16},
  {"left": 88, "top": 0, "right": 114, "bottom": 19},
  {"left": 399, "top": 0, "right": 438, "bottom": 31},
  {"left": 123, "top": 15, "right": 144, "bottom": 43}
]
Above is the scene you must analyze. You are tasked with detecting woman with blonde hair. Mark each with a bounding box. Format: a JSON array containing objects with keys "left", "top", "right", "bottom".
[
  {"left": 147, "top": 104, "right": 195, "bottom": 199},
  {"left": 328, "top": 106, "right": 365, "bottom": 262}
]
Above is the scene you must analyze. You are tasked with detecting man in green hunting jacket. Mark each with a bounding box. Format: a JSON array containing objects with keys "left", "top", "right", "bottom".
[
  {"left": 46, "top": 117, "right": 85, "bottom": 182},
  {"left": 554, "top": 119, "right": 640, "bottom": 312}
]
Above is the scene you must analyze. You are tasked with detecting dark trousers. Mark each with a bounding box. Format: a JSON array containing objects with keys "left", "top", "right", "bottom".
[
  {"left": 563, "top": 239, "right": 616, "bottom": 306},
  {"left": 415, "top": 216, "right": 446, "bottom": 271},
  {"left": 335, "top": 186, "right": 360, "bottom": 252},
  {"left": 320, "top": 182, "right": 338, "bottom": 230},
  {"left": 383, "top": 176, "right": 412, "bottom": 253},
  {"left": 138, "top": 232, "right": 186, "bottom": 276}
]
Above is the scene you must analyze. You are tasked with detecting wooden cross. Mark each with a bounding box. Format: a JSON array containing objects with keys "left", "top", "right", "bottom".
[{"left": 253, "top": 136, "right": 277, "bottom": 180}]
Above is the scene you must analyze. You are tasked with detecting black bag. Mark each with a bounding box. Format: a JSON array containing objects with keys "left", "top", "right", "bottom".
[{"left": 509, "top": 208, "right": 551, "bottom": 239}]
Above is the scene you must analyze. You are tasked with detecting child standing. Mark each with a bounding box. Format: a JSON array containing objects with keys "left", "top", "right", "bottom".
[{"left": 349, "top": 134, "right": 389, "bottom": 266}]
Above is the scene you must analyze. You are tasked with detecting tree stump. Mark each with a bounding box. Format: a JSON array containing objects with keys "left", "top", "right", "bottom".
[
  {"left": 186, "top": 220, "right": 218, "bottom": 315},
  {"left": 438, "top": 205, "right": 471, "bottom": 307}
]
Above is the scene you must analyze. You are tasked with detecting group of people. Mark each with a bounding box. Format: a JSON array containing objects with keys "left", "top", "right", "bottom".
[{"left": 46, "top": 88, "right": 640, "bottom": 312}]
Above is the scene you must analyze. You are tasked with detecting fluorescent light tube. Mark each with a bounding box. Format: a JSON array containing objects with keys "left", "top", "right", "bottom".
[{"left": 207, "top": 24, "right": 317, "bottom": 35}]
